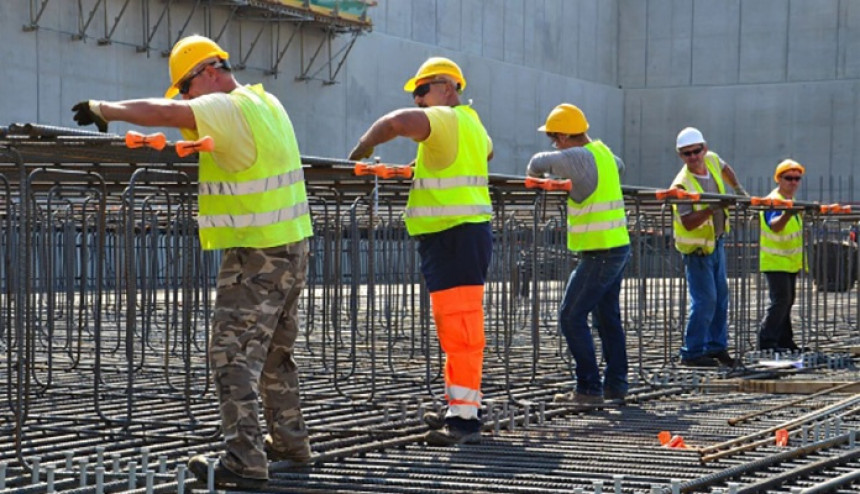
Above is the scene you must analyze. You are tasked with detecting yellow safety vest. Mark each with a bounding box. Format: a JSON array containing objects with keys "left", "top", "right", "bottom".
[
  {"left": 197, "top": 84, "right": 313, "bottom": 250},
  {"left": 670, "top": 153, "right": 729, "bottom": 255},
  {"left": 404, "top": 105, "right": 492, "bottom": 236},
  {"left": 759, "top": 189, "right": 803, "bottom": 273},
  {"left": 567, "top": 141, "right": 629, "bottom": 252}
]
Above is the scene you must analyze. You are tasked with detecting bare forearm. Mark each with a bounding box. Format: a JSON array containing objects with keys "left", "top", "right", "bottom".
[
  {"left": 100, "top": 99, "right": 196, "bottom": 129},
  {"left": 357, "top": 117, "right": 398, "bottom": 150},
  {"left": 681, "top": 208, "right": 714, "bottom": 231}
]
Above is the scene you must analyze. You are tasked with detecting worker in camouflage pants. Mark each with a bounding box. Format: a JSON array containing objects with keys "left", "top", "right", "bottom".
[
  {"left": 72, "top": 35, "right": 315, "bottom": 486},
  {"left": 211, "top": 241, "right": 311, "bottom": 479}
]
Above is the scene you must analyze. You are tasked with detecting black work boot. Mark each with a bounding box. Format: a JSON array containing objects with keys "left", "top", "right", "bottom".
[
  {"left": 187, "top": 455, "right": 268, "bottom": 488},
  {"left": 422, "top": 411, "right": 446, "bottom": 430},
  {"left": 425, "top": 425, "right": 482, "bottom": 446}
]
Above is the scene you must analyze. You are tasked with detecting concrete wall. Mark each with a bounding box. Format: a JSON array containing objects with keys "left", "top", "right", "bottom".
[
  {"left": 620, "top": 0, "right": 860, "bottom": 201},
  {"left": 3, "top": 0, "right": 858, "bottom": 200},
  {"left": 0, "top": 0, "right": 623, "bottom": 179}
]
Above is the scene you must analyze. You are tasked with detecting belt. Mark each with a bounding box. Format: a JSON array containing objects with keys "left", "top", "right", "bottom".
[{"left": 582, "top": 245, "right": 628, "bottom": 256}]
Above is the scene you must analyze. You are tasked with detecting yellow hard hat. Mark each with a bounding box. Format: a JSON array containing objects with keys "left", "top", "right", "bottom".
[
  {"left": 774, "top": 159, "right": 805, "bottom": 182},
  {"left": 403, "top": 57, "right": 466, "bottom": 92},
  {"left": 165, "top": 35, "right": 229, "bottom": 99},
  {"left": 538, "top": 104, "right": 589, "bottom": 134}
]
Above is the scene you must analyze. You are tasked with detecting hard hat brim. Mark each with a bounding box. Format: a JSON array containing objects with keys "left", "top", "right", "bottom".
[
  {"left": 537, "top": 124, "right": 547, "bottom": 132},
  {"left": 403, "top": 77, "right": 420, "bottom": 92},
  {"left": 165, "top": 86, "right": 180, "bottom": 99}
]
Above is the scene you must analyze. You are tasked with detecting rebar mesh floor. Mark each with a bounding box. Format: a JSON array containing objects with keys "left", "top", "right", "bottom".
[{"left": 2, "top": 344, "right": 859, "bottom": 494}]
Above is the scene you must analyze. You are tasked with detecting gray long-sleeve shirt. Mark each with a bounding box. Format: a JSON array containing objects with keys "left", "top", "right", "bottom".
[{"left": 525, "top": 142, "right": 625, "bottom": 203}]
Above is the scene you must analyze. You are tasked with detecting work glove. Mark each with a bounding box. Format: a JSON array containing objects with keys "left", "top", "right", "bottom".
[
  {"left": 348, "top": 141, "right": 374, "bottom": 161},
  {"left": 72, "top": 100, "right": 108, "bottom": 133}
]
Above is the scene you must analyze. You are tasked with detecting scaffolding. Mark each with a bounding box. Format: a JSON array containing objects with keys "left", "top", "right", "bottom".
[{"left": 22, "top": 0, "right": 374, "bottom": 83}]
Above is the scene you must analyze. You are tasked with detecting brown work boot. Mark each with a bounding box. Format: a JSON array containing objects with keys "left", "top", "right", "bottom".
[
  {"left": 264, "top": 435, "right": 312, "bottom": 465},
  {"left": 553, "top": 392, "right": 605, "bottom": 405},
  {"left": 187, "top": 455, "right": 268, "bottom": 488}
]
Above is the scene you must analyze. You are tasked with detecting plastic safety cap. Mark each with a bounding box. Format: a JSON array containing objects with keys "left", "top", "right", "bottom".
[
  {"left": 537, "top": 103, "right": 589, "bottom": 134},
  {"left": 676, "top": 127, "right": 705, "bottom": 149},
  {"left": 774, "top": 159, "right": 805, "bottom": 182},
  {"left": 165, "top": 35, "right": 230, "bottom": 99},
  {"left": 403, "top": 57, "right": 466, "bottom": 92}
]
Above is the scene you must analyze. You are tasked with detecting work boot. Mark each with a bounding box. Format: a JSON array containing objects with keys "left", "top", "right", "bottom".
[
  {"left": 264, "top": 435, "right": 312, "bottom": 465},
  {"left": 603, "top": 389, "right": 627, "bottom": 403},
  {"left": 425, "top": 425, "right": 482, "bottom": 446},
  {"left": 680, "top": 356, "right": 719, "bottom": 367},
  {"left": 710, "top": 350, "right": 737, "bottom": 368},
  {"left": 553, "top": 392, "right": 605, "bottom": 405},
  {"left": 422, "top": 411, "right": 446, "bottom": 430},
  {"left": 187, "top": 455, "right": 268, "bottom": 488}
]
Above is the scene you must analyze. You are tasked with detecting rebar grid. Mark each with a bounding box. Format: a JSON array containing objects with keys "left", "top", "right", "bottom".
[{"left": 1, "top": 126, "right": 859, "bottom": 493}]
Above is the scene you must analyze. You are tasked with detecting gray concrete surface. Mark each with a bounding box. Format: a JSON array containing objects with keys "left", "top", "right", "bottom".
[{"left": 2, "top": 0, "right": 858, "bottom": 200}]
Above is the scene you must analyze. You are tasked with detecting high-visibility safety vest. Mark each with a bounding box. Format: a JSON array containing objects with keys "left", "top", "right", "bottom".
[
  {"left": 670, "top": 153, "right": 729, "bottom": 255},
  {"left": 566, "top": 140, "right": 629, "bottom": 252},
  {"left": 404, "top": 105, "right": 492, "bottom": 236},
  {"left": 196, "top": 84, "right": 313, "bottom": 250},
  {"left": 759, "top": 189, "right": 803, "bottom": 273}
]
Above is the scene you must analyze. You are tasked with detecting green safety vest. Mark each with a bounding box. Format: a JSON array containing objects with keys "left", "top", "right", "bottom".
[
  {"left": 759, "top": 189, "right": 803, "bottom": 273},
  {"left": 197, "top": 84, "right": 313, "bottom": 250},
  {"left": 404, "top": 105, "right": 492, "bottom": 236},
  {"left": 566, "top": 141, "right": 629, "bottom": 252},
  {"left": 670, "top": 153, "right": 729, "bottom": 255}
]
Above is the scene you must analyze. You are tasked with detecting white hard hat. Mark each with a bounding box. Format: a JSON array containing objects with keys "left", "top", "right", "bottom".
[{"left": 676, "top": 127, "right": 705, "bottom": 149}]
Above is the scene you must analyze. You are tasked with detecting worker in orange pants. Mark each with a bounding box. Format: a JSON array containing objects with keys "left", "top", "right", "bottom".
[{"left": 349, "top": 56, "right": 493, "bottom": 445}]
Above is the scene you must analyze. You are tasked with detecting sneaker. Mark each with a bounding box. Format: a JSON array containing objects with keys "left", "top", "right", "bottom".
[
  {"left": 710, "top": 350, "right": 737, "bottom": 367},
  {"left": 553, "top": 392, "right": 605, "bottom": 405},
  {"left": 603, "top": 389, "right": 627, "bottom": 402},
  {"left": 680, "top": 356, "right": 719, "bottom": 367},
  {"left": 264, "top": 435, "right": 312, "bottom": 465},
  {"left": 425, "top": 426, "right": 482, "bottom": 446},
  {"left": 187, "top": 455, "right": 268, "bottom": 488},
  {"left": 422, "top": 411, "right": 445, "bottom": 430}
]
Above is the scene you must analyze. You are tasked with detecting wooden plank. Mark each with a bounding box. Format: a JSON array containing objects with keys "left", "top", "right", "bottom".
[{"left": 739, "top": 380, "right": 860, "bottom": 394}]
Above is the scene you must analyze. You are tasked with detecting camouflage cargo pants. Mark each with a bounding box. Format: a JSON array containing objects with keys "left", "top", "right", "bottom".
[{"left": 210, "top": 239, "right": 310, "bottom": 479}]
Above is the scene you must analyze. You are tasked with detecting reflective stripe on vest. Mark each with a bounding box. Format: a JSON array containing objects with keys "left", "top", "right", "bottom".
[
  {"left": 198, "top": 202, "right": 310, "bottom": 229},
  {"left": 405, "top": 204, "right": 494, "bottom": 218},
  {"left": 759, "top": 189, "right": 803, "bottom": 272},
  {"left": 405, "top": 105, "right": 492, "bottom": 236},
  {"left": 197, "top": 84, "right": 312, "bottom": 250},
  {"left": 199, "top": 169, "right": 305, "bottom": 197},
  {"left": 411, "top": 176, "right": 489, "bottom": 190},
  {"left": 670, "top": 153, "right": 727, "bottom": 255},
  {"left": 566, "top": 140, "right": 629, "bottom": 252}
]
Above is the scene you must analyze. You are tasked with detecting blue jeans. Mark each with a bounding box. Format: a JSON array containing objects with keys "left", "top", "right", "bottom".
[
  {"left": 681, "top": 238, "right": 729, "bottom": 360},
  {"left": 558, "top": 244, "right": 631, "bottom": 396}
]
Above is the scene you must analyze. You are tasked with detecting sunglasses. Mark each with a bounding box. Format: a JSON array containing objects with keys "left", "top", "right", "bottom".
[
  {"left": 179, "top": 60, "right": 229, "bottom": 95},
  {"left": 412, "top": 80, "right": 448, "bottom": 98},
  {"left": 680, "top": 146, "right": 705, "bottom": 158},
  {"left": 781, "top": 175, "right": 802, "bottom": 182}
]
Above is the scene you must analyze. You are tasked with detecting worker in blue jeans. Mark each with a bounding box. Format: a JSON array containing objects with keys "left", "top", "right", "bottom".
[
  {"left": 670, "top": 127, "right": 748, "bottom": 367},
  {"left": 527, "top": 104, "right": 630, "bottom": 404}
]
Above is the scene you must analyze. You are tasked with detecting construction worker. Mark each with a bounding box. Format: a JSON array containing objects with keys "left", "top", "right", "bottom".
[
  {"left": 348, "top": 56, "right": 493, "bottom": 445},
  {"left": 759, "top": 159, "right": 805, "bottom": 352},
  {"left": 670, "top": 127, "right": 748, "bottom": 367},
  {"left": 526, "top": 104, "right": 631, "bottom": 404},
  {"left": 72, "top": 35, "right": 313, "bottom": 487}
]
